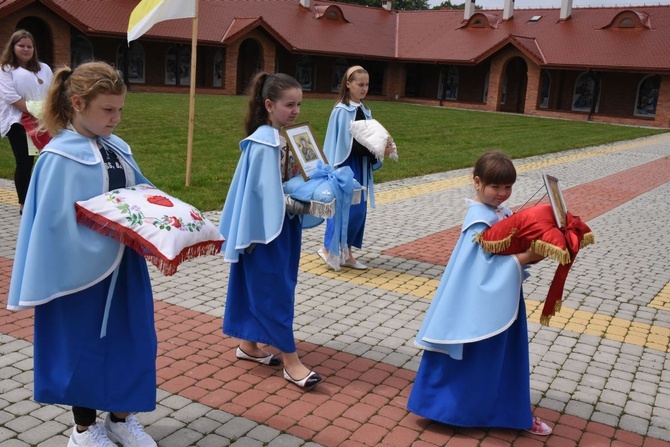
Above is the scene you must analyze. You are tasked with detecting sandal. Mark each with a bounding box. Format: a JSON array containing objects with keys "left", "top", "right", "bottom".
[{"left": 525, "top": 416, "right": 552, "bottom": 436}]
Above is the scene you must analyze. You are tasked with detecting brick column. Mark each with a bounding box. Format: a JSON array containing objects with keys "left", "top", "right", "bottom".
[
  {"left": 524, "top": 63, "right": 542, "bottom": 115},
  {"left": 654, "top": 75, "right": 670, "bottom": 127},
  {"left": 223, "top": 43, "right": 239, "bottom": 95}
]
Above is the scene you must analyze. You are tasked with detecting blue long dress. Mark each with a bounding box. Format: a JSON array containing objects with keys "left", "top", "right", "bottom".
[
  {"left": 224, "top": 214, "right": 301, "bottom": 353},
  {"left": 8, "top": 130, "right": 157, "bottom": 412},
  {"left": 34, "top": 248, "right": 156, "bottom": 411},
  {"left": 218, "top": 125, "right": 304, "bottom": 354},
  {"left": 407, "top": 201, "right": 533, "bottom": 429},
  {"left": 322, "top": 102, "right": 381, "bottom": 252}
]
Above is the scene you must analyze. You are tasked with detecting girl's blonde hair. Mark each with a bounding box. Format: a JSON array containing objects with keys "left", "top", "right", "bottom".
[
  {"left": 41, "top": 61, "right": 126, "bottom": 135},
  {"left": 335, "top": 65, "right": 367, "bottom": 106},
  {"left": 473, "top": 150, "right": 517, "bottom": 186}
]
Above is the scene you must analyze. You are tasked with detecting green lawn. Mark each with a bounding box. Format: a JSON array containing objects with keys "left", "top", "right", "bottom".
[{"left": 1, "top": 92, "right": 665, "bottom": 211}]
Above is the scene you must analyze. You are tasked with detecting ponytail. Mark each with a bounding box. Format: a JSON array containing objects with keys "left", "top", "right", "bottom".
[
  {"left": 41, "top": 67, "right": 74, "bottom": 135},
  {"left": 244, "top": 72, "right": 270, "bottom": 136},
  {"left": 243, "top": 72, "right": 301, "bottom": 136},
  {"left": 40, "top": 61, "right": 126, "bottom": 136}
]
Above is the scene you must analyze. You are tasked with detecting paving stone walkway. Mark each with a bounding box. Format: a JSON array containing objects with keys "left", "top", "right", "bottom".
[{"left": 1, "top": 133, "right": 670, "bottom": 446}]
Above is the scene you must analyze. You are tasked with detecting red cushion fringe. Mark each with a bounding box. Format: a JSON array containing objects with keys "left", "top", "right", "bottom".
[
  {"left": 20, "top": 112, "right": 51, "bottom": 150},
  {"left": 75, "top": 204, "right": 224, "bottom": 276}
]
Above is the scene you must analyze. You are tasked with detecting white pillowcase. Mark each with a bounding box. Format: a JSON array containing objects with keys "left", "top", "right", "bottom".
[
  {"left": 75, "top": 184, "right": 224, "bottom": 276},
  {"left": 349, "top": 119, "right": 398, "bottom": 162}
]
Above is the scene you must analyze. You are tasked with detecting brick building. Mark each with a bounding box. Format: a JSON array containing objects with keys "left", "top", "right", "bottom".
[{"left": 1, "top": 0, "right": 668, "bottom": 127}]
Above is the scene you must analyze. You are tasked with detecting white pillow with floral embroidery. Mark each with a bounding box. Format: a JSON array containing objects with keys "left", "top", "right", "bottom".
[{"left": 75, "top": 184, "right": 224, "bottom": 276}]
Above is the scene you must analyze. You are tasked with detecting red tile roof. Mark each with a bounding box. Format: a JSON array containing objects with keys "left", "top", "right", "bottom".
[{"left": 4, "top": 1, "right": 669, "bottom": 72}]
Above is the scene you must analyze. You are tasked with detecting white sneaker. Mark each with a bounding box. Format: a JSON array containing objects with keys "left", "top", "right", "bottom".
[
  {"left": 104, "top": 413, "right": 157, "bottom": 447},
  {"left": 67, "top": 422, "right": 116, "bottom": 447}
]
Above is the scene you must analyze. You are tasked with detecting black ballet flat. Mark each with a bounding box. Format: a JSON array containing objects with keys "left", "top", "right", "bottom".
[
  {"left": 283, "top": 369, "right": 322, "bottom": 390},
  {"left": 235, "top": 346, "right": 282, "bottom": 366}
]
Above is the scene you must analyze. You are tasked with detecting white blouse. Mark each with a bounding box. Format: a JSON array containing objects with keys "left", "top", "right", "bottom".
[{"left": 0, "top": 62, "right": 53, "bottom": 137}]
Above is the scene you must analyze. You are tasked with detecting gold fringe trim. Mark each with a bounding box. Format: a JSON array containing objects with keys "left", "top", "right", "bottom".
[
  {"left": 531, "top": 239, "right": 571, "bottom": 265},
  {"left": 476, "top": 228, "right": 517, "bottom": 253},
  {"left": 580, "top": 232, "right": 595, "bottom": 248},
  {"left": 539, "top": 300, "right": 563, "bottom": 326}
]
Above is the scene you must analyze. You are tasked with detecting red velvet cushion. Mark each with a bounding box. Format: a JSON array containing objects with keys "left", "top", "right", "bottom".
[{"left": 476, "top": 204, "right": 595, "bottom": 324}]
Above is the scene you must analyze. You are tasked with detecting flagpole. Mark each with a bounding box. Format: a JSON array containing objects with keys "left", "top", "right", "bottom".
[{"left": 185, "top": 0, "right": 198, "bottom": 186}]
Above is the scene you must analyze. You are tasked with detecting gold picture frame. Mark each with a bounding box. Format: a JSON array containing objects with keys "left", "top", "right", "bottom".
[
  {"left": 542, "top": 173, "right": 568, "bottom": 228},
  {"left": 279, "top": 122, "right": 328, "bottom": 180}
]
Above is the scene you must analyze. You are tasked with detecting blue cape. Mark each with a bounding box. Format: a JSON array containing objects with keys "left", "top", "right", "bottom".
[
  {"left": 219, "top": 125, "right": 288, "bottom": 262},
  {"left": 8, "top": 130, "right": 149, "bottom": 310},
  {"left": 414, "top": 201, "right": 523, "bottom": 360},
  {"left": 322, "top": 102, "right": 382, "bottom": 206}
]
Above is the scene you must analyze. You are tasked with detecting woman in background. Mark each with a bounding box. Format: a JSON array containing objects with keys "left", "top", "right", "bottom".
[{"left": 0, "top": 29, "right": 52, "bottom": 214}]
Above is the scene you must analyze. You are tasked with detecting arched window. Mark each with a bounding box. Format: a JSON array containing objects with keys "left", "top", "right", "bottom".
[
  {"left": 166, "top": 46, "right": 190, "bottom": 85},
  {"left": 539, "top": 70, "right": 551, "bottom": 109},
  {"left": 635, "top": 75, "right": 660, "bottom": 117},
  {"left": 332, "top": 58, "right": 349, "bottom": 92},
  {"left": 297, "top": 57, "right": 315, "bottom": 92},
  {"left": 213, "top": 49, "right": 223, "bottom": 87},
  {"left": 72, "top": 35, "right": 94, "bottom": 68},
  {"left": 116, "top": 42, "right": 145, "bottom": 84},
  {"left": 572, "top": 72, "right": 599, "bottom": 112}
]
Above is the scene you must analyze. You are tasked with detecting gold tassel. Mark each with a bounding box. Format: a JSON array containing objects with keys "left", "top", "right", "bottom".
[
  {"left": 554, "top": 300, "right": 562, "bottom": 313},
  {"left": 580, "top": 232, "right": 595, "bottom": 248},
  {"left": 531, "top": 240, "right": 571, "bottom": 264},
  {"left": 476, "top": 229, "right": 517, "bottom": 253},
  {"left": 540, "top": 315, "right": 551, "bottom": 326}
]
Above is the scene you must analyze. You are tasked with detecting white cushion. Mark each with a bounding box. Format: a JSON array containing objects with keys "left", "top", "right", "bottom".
[
  {"left": 75, "top": 184, "right": 224, "bottom": 276},
  {"left": 349, "top": 119, "right": 398, "bottom": 162}
]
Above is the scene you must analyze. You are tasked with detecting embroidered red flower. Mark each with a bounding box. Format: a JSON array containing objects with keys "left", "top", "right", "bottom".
[
  {"left": 190, "top": 209, "right": 203, "bottom": 221},
  {"left": 167, "top": 216, "right": 181, "bottom": 228},
  {"left": 145, "top": 195, "right": 174, "bottom": 207}
]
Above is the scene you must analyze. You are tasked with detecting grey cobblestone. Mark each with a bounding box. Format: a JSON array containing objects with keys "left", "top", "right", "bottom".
[{"left": 1, "top": 137, "right": 670, "bottom": 444}]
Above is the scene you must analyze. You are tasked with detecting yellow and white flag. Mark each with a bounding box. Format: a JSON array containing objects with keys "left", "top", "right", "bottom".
[{"left": 127, "top": 0, "right": 196, "bottom": 43}]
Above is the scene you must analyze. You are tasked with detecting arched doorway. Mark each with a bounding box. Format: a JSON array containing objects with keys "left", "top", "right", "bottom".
[
  {"left": 498, "top": 57, "right": 528, "bottom": 114},
  {"left": 16, "top": 17, "right": 53, "bottom": 67},
  {"left": 236, "top": 39, "right": 262, "bottom": 94}
]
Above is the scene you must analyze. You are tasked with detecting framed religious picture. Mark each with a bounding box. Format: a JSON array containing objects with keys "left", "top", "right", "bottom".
[
  {"left": 542, "top": 173, "right": 568, "bottom": 228},
  {"left": 280, "top": 122, "right": 328, "bottom": 180}
]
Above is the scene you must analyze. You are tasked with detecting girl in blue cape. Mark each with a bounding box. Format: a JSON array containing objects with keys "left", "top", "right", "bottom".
[
  {"left": 7, "top": 62, "right": 157, "bottom": 447},
  {"left": 317, "top": 65, "right": 393, "bottom": 271},
  {"left": 407, "top": 151, "right": 553, "bottom": 437},
  {"left": 218, "top": 72, "right": 323, "bottom": 390}
]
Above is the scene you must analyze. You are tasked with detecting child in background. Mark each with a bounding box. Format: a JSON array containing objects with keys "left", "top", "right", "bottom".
[
  {"left": 317, "top": 65, "right": 392, "bottom": 271},
  {"left": 407, "top": 151, "right": 552, "bottom": 436},
  {"left": 7, "top": 61, "right": 157, "bottom": 447},
  {"left": 218, "top": 72, "right": 323, "bottom": 390}
]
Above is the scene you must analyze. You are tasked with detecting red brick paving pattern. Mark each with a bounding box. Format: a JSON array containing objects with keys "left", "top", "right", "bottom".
[
  {"left": 0, "top": 295, "right": 668, "bottom": 446},
  {"left": 2, "top": 156, "right": 670, "bottom": 446},
  {"left": 384, "top": 156, "right": 670, "bottom": 266}
]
